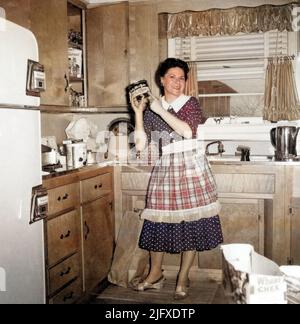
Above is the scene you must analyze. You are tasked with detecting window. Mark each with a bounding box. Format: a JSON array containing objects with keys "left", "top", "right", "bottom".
[
  {"left": 168, "top": 30, "right": 297, "bottom": 117},
  {"left": 168, "top": 30, "right": 297, "bottom": 94}
]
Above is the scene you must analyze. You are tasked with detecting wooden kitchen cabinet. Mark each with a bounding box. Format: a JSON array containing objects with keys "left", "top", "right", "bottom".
[
  {"left": 82, "top": 196, "right": 114, "bottom": 292},
  {"left": 30, "top": 0, "right": 69, "bottom": 106},
  {"left": 44, "top": 181, "right": 83, "bottom": 304},
  {"left": 198, "top": 198, "right": 264, "bottom": 269},
  {"left": 30, "top": 0, "right": 86, "bottom": 107},
  {"left": 44, "top": 166, "right": 115, "bottom": 303},
  {"left": 115, "top": 163, "right": 292, "bottom": 283},
  {"left": 81, "top": 172, "right": 114, "bottom": 292},
  {"left": 86, "top": 2, "right": 129, "bottom": 107}
]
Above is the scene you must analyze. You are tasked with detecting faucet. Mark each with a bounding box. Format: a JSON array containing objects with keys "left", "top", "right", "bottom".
[
  {"left": 236, "top": 145, "right": 251, "bottom": 161},
  {"left": 205, "top": 141, "right": 225, "bottom": 156},
  {"left": 213, "top": 117, "right": 224, "bottom": 125}
]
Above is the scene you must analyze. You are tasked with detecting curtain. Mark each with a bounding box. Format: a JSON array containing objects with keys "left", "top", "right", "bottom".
[
  {"left": 168, "top": 4, "right": 295, "bottom": 38},
  {"left": 264, "top": 57, "right": 300, "bottom": 121},
  {"left": 185, "top": 62, "right": 199, "bottom": 98}
]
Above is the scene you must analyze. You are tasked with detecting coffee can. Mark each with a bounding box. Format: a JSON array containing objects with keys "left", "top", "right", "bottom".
[{"left": 127, "top": 80, "right": 150, "bottom": 102}]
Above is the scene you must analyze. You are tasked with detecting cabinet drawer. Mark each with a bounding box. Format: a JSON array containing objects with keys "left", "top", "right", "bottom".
[
  {"left": 48, "top": 183, "right": 79, "bottom": 215},
  {"left": 50, "top": 278, "right": 82, "bottom": 304},
  {"left": 81, "top": 173, "right": 112, "bottom": 203},
  {"left": 49, "top": 253, "right": 80, "bottom": 295},
  {"left": 47, "top": 210, "right": 79, "bottom": 266}
]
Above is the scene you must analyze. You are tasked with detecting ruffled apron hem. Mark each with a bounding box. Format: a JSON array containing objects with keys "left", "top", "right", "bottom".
[{"left": 141, "top": 200, "right": 221, "bottom": 224}]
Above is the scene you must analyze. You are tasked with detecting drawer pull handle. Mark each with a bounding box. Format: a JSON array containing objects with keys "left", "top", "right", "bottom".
[
  {"left": 63, "top": 291, "right": 74, "bottom": 302},
  {"left": 57, "top": 196, "right": 61, "bottom": 201},
  {"left": 94, "top": 185, "right": 97, "bottom": 189},
  {"left": 84, "top": 221, "right": 90, "bottom": 240},
  {"left": 60, "top": 267, "right": 71, "bottom": 277},
  {"left": 98, "top": 184, "right": 103, "bottom": 188},
  {"left": 60, "top": 231, "right": 71, "bottom": 240},
  {"left": 63, "top": 193, "right": 69, "bottom": 200}
]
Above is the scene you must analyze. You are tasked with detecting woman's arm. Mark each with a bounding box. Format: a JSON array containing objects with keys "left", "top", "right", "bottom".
[
  {"left": 130, "top": 94, "right": 148, "bottom": 152},
  {"left": 149, "top": 96, "right": 193, "bottom": 139}
]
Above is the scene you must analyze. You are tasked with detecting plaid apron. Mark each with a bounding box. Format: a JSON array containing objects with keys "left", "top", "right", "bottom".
[{"left": 141, "top": 146, "right": 221, "bottom": 224}]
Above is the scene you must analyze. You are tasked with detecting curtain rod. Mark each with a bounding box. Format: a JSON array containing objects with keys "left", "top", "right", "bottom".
[{"left": 186, "top": 55, "right": 295, "bottom": 64}]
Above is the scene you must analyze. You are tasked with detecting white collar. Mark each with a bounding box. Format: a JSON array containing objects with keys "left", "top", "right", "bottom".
[{"left": 161, "top": 95, "right": 191, "bottom": 113}]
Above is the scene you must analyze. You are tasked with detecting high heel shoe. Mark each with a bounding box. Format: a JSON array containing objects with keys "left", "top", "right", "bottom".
[
  {"left": 174, "top": 277, "right": 190, "bottom": 300},
  {"left": 135, "top": 276, "right": 166, "bottom": 291},
  {"left": 174, "top": 286, "right": 189, "bottom": 300}
]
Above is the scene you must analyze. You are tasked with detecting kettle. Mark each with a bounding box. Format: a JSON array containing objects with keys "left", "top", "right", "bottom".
[{"left": 270, "top": 126, "right": 299, "bottom": 161}]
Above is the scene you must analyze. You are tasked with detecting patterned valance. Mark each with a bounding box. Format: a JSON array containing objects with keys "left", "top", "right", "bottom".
[{"left": 168, "top": 4, "right": 295, "bottom": 38}]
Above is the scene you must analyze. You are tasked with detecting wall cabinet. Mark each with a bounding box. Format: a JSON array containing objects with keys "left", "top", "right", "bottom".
[
  {"left": 86, "top": 2, "right": 129, "bottom": 107},
  {"left": 30, "top": 0, "right": 69, "bottom": 106},
  {"left": 43, "top": 167, "right": 114, "bottom": 303},
  {"left": 1, "top": 0, "right": 86, "bottom": 107}
]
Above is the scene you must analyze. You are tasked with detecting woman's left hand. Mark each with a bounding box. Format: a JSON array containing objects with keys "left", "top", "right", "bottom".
[{"left": 148, "top": 93, "right": 163, "bottom": 115}]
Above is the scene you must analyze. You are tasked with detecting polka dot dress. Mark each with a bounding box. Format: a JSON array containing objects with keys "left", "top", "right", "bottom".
[
  {"left": 139, "top": 96, "right": 223, "bottom": 254},
  {"left": 139, "top": 217, "right": 223, "bottom": 254}
]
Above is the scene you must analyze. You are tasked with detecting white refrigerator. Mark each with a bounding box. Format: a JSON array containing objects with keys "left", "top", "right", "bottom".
[{"left": 0, "top": 17, "right": 46, "bottom": 303}]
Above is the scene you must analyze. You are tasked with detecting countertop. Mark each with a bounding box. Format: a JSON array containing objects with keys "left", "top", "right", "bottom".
[
  {"left": 42, "top": 157, "right": 300, "bottom": 183},
  {"left": 42, "top": 162, "right": 114, "bottom": 189}
]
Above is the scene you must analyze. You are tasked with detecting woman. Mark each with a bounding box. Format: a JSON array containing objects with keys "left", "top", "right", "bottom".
[{"left": 130, "top": 58, "right": 223, "bottom": 300}]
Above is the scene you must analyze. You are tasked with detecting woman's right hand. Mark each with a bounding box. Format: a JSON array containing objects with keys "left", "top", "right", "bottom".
[{"left": 129, "top": 93, "right": 148, "bottom": 115}]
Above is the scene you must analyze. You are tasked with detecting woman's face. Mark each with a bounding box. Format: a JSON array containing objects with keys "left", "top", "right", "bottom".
[{"left": 161, "top": 67, "right": 186, "bottom": 100}]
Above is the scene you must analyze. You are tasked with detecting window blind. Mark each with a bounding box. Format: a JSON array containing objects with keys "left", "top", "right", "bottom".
[{"left": 168, "top": 31, "right": 291, "bottom": 82}]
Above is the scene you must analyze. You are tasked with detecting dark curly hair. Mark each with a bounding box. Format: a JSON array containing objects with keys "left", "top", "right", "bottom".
[{"left": 155, "top": 58, "right": 189, "bottom": 96}]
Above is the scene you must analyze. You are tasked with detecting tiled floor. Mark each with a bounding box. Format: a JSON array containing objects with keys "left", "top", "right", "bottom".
[{"left": 90, "top": 278, "right": 231, "bottom": 304}]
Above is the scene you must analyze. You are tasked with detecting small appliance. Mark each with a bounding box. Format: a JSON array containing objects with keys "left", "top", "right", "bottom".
[
  {"left": 270, "top": 126, "right": 300, "bottom": 161},
  {"left": 66, "top": 141, "right": 87, "bottom": 169}
]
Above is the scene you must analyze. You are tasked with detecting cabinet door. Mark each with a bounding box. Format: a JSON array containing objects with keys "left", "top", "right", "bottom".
[
  {"left": 86, "top": 2, "right": 129, "bottom": 107},
  {"left": 198, "top": 199, "right": 264, "bottom": 270},
  {"left": 30, "top": 0, "right": 69, "bottom": 106},
  {"left": 82, "top": 196, "right": 114, "bottom": 292}
]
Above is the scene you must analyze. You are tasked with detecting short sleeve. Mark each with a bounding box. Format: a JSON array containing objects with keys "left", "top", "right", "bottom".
[{"left": 177, "top": 97, "right": 204, "bottom": 138}]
